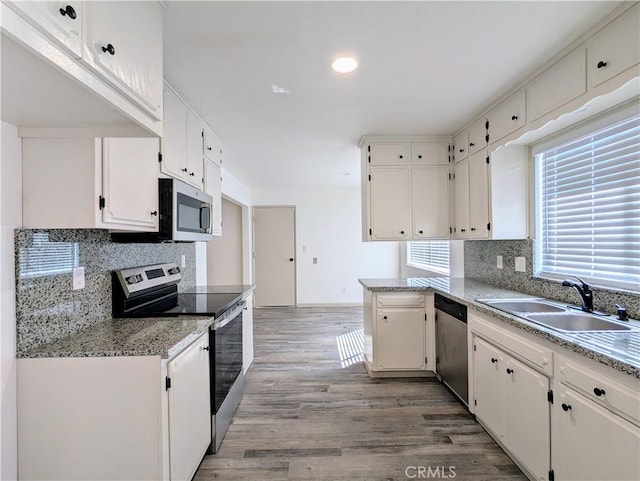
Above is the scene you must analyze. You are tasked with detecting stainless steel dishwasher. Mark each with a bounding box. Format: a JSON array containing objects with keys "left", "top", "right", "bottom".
[{"left": 435, "top": 293, "right": 468, "bottom": 407}]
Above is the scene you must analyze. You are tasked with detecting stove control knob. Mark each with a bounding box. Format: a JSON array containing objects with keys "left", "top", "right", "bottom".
[
  {"left": 136, "top": 274, "right": 143, "bottom": 282},
  {"left": 168, "top": 267, "right": 181, "bottom": 275},
  {"left": 125, "top": 275, "right": 140, "bottom": 285}
]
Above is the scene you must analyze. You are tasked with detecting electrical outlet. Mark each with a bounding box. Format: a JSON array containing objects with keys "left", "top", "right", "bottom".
[
  {"left": 181, "top": 255, "right": 186, "bottom": 268},
  {"left": 312, "top": 257, "right": 318, "bottom": 264},
  {"left": 72, "top": 267, "right": 85, "bottom": 290},
  {"left": 341, "top": 287, "right": 347, "bottom": 295},
  {"left": 515, "top": 257, "right": 526, "bottom": 272},
  {"left": 497, "top": 255, "right": 503, "bottom": 269},
  {"left": 302, "top": 245, "right": 307, "bottom": 253}
]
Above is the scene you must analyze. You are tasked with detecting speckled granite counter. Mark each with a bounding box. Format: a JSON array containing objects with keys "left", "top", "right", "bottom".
[
  {"left": 359, "top": 277, "right": 640, "bottom": 378},
  {"left": 18, "top": 285, "right": 255, "bottom": 360}
]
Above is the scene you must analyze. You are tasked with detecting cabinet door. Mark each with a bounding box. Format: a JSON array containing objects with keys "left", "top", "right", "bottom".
[
  {"left": 552, "top": 385, "right": 640, "bottom": 481},
  {"left": 473, "top": 337, "right": 505, "bottom": 440},
  {"left": 6, "top": 1, "right": 82, "bottom": 57},
  {"left": 468, "top": 118, "right": 487, "bottom": 155},
  {"left": 204, "top": 158, "right": 222, "bottom": 236},
  {"left": 504, "top": 357, "right": 550, "bottom": 481},
  {"left": 102, "top": 138, "right": 159, "bottom": 231},
  {"left": 204, "top": 127, "right": 223, "bottom": 165},
  {"left": 588, "top": 4, "right": 640, "bottom": 88},
  {"left": 453, "top": 130, "right": 469, "bottom": 162},
  {"left": 453, "top": 158, "right": 469, "bottom": 238},
  {"left": 412, "top": 166, "right": 450, "bottom": 238},
  {"left": 487, "top": 90, "right": 526, "bottom": 144},
  {"left": 468, "top": 150, "right": 489, "bottom": 238},
  {"left": 186, "top": 112, "right": 204, "bottom": 189},
  {"left": 527, "top": 48, "right": 586, "bottom": 123},
  {"left": 82, "top": 1, "right": 163, "bottom": 120},
  {"left": 376, "top": 308, "right": 425, "bottom": 370},
  {"left": 368, "top": 142, "right": 410, "bottom": 166},
  {"left": 369, "top": 167, "right": 411, "bottom": 240},
  {"left": 411, "top": 141, "right": 449, "bottom": 165},
  {"left": 168, "top": 333, "right": 211, "bottom": 481},
  {"left": 161, "top": 86, "right": 189, "bottom": 181}
]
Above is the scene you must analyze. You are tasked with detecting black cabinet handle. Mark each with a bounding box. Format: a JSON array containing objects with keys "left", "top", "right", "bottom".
[
  {"left": 189, "top": 172, "right": 195, "bottom": 176},
  {"left": 207, "top": 146, "right": 212, "bottom": 151},
  {"left": 101, "top": 43, "right": 116, "bottom": 55},
  {"left": 150, "top": 211, "right": 158, "bottom": 216},
  {"left": 289, "top": 258, "right": 294, "bottom": 262},
  {"left": 597, "top": 61, "right": 607, "bottom": 69},
  {"left": 506, "top": 368, "right": 514, "bottom": 374},
  {"left": 593, "top": 387, "right": 606, "bottom": 397},
  {"left": 511, "top": 115, "right": 518, "bottom": 121},
  {"left": 459, "top": 148, "right": 465, "bottom": 153},
  {"left": 561, "top": 403, "right": 572, "bottom": 412},
  {"left": 491, "top": 357, "right": 498, "bottom": 364},
  {"left": 470, "top": 227, "right": 476, "bottom": 231},
  {"left": 201, "top": 346, "right": 210, "bottom": 351},
  {"left": 418, "top": 230, "right": 424, "bottom": 234},
  {"left": 418, "top": 154, "right": 422, "bottom": 159},
  {"left": 400, "top": 230, "right": 405, "bottom": 235},
  {"left": 383, "top": 316, "right": 388, "bottom": 320},
  {"left": 59, "top": 5, "right": 77, "bottom": 19},
  {"left": 181, "top": 168, "right": 188, "bottom": 172},
  {"left": 460, "top": 228, "right": 466, "bottom": 232},
  {"left": 469, "top": 142, "right": 475, "bottom": 146}
]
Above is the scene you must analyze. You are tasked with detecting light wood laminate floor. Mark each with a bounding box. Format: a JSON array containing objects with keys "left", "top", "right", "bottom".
[{"left": 194, "top": 307, "right": 526, "bottom": 481}]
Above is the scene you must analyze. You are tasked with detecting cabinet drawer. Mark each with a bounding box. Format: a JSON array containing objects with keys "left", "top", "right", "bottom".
[
  {"left": 527, "top": 48, "right": 586, "bottom": 123},
  {"left": 452, "top": 130, "right": 468, "bottom": 162},
  {"left": 487, "top": 90, "right": 526, "bottom": 144},
  {"left": 471, "top": 315, "right": 552, "bottom": 375},
  {"left": 587, "top": 4, "right": 640, "bottom": 88},
  {"left": 376, "top": 294, "right": 425, "bottom": 308},
  {"left": 556, "top": 356, "right": 640, "bottom": 423}
]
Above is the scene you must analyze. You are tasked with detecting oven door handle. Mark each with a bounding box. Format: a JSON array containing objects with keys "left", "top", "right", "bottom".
[{"left": 213, "top": 301, "right": 246, "bottom": 330}]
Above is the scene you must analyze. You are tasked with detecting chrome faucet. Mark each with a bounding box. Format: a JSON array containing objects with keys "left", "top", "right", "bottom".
[{"left": 562, "top": 277, "right": 594, "bottom": 312}]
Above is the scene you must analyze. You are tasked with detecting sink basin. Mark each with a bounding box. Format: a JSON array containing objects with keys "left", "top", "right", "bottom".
[
  {"left": 479, "top": 298, "right": 567, "bottom": 313},
  {"left": 526, "top": 313, "right": 633, "bottom": 332}
]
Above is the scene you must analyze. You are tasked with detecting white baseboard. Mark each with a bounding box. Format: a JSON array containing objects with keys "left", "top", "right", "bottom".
[{"left": 295, "top": 303, "right": 363, "bottom": 308}]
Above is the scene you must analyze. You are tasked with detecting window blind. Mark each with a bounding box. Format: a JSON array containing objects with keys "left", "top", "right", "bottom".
[
  {"left": 407, "top": 241, "right": 450, "bottom": 275},
  {"left": 19, "top": 232, "right": 79, "bottom": 278},
  {"left": 535, "top": 110, "right": 640, "bottom": 291}
]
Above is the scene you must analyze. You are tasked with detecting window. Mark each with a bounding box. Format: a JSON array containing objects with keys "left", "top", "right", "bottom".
[
  {"left": 407, "top": 240, "right": 450, "bottom": 275},
  {"left": 534, "top": 104, "right": 640, "bottom": 292},
  {"left": 19, "top": 232, "right": 79, "bottom": 278}
]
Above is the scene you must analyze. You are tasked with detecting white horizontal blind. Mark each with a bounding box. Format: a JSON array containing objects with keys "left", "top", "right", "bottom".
[
  {"left": 407, "top": 241, "right": 450, "bottom": 275},
  {"left": 535, "top": 110, "right": 640, "bottom": 291},
  {"left": 19, "top": 232, "right": 79, "bottom": 278}
]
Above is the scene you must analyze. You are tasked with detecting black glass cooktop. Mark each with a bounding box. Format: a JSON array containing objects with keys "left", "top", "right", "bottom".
[{"left": 130, "top": 292, "right": 242, "bottom": 318}]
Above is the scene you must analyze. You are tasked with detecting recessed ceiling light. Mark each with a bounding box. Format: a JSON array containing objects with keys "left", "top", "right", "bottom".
[{"left": 331, "top": 57, "right": 358, "bottom": 74}]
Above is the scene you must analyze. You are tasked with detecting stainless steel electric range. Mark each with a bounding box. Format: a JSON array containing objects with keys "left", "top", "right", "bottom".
[{"left": 112, "top": 262, "right": 244, "bottom": 453}]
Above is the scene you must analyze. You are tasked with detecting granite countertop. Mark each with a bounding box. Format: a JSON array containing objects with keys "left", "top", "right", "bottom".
[
  {"left": 359, "top": 277, "right": 640, "bottom": 378},
  {"left": 19, "top": 285, "right": 255, "bottom": 360}
]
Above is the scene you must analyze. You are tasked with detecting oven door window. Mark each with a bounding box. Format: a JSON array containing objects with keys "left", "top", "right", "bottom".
[
  {"left": 213, "top": 314, "right": 243, "bottom": 413},
  {"left": 177, "top": 193, "right": 211, "bottom": 233}
]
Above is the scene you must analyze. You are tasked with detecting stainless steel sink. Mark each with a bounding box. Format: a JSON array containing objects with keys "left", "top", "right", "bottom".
[
  {"left": 480, "top": 299, "right": 566, "bottom": 313},
  {"left": 526, "top": 313, "right": 633, "bottom": 332}
]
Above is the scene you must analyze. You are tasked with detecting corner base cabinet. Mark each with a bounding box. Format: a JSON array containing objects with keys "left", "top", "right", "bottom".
[{"left": 363, "top": 290, "right": 434, "bottom": 375}]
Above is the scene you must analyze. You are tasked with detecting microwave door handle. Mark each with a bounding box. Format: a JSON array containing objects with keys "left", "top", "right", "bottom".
[{"left": 200, "top": 203, "right": 211, "bottom": 233}]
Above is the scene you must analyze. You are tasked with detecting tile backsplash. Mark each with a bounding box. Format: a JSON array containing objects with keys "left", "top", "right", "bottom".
[
  {"left": 464, "top": 239, "right": 640, "bottom": 320},
  {"left": 15, "top": 229, "right": 197, "bottom": 353}
]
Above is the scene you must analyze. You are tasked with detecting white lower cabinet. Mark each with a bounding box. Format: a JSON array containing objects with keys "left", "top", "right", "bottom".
[
  {"left": 363, "top": 291, "right": 433, "bottom": 374},
  {"left": 22, "top": 137, "right": 160, "bottom": 231},
  {"left": 168, "top": 333, "right": 211, "bottom": 481},
  {"left": 551, "top": 384, "right": 640, "bottom": 481},
  {"left": 473, "top": 336, "right": 551, "bottom": 481}
]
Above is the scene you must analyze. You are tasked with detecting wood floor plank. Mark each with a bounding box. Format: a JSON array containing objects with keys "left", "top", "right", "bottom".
[{"left": 193, "top": 306, "right": 526, "bottom": 481}]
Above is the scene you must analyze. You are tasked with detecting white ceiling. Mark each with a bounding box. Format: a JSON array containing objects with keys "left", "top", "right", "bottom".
[{"left": 163, "top": 1, "right": 621, "bottom": 190}]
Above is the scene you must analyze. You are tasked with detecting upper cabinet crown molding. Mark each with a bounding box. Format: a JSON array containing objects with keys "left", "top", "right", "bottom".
[{"left": 1, "top": 0, "right": 163, "bottom": 136}]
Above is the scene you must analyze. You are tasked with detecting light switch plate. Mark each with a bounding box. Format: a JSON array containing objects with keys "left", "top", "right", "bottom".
[
  {"left": 497, "top": 255, "right": 503, "bottom": 269},
  {"left": 72, "top": 267, "right": 85, "bottom": 290},
  {"left": 515, "top": 257, "right": 526, "bottom": 272}
]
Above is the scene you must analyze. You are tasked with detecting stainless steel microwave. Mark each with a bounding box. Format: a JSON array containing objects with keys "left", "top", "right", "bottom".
[{"left": 112, "top": 178, "right": 214, "bottom": 242}]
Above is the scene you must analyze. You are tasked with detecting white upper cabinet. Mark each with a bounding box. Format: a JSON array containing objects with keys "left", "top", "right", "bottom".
[
  {"left": 527, "top": 48, "right": 587, "bottom": 123},
  {"left": 452, "top": 130, "right": 469, "bottom": 162},
  {"left": 587, "top": 3, "right": 640, "bottom": 88},
  {"left": 453, "top": 157, "right": 470, "bottom": 238},
  {"left": 412, "top": 167, "right": 450, "bottom": 239},
  {"left": 368, "top": 166, "right": 412, "bottom": 240},
  {"left": 204, "top": 127, "right": 223, "bottom": 166},
  {"left": 368, "top": 142, "right": 410, "bottom": 166},
  {"left": 468, "top": 150, "right": 489, "bottom": 238},
  {"left": 467, "top": 118, "right": 488, "bottom": 155},
  {"left": 81, "top": 1, "right": 163, "bottom": 121},
  {"left": 5, "top": 1, "right": 82, "bottom": 57},
  {"left": 161, "top": 85, "right": 189, "bottom": 180},
  {"left": 486, "top": 90, "right": 526, "bottom": 144},
  {"left": 411, "top": 141, "right": 449, "bottom": 165},
  {"left": 186, "top": 112, "right": 205, "bottom": 189}
]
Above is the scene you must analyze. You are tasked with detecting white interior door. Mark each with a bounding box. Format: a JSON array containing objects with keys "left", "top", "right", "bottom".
[{"left": 253, "top": 206, "right": 296, "bottom": 307}]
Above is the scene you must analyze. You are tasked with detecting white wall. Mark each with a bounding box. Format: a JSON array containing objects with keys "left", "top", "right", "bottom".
[
  {"left": 252, "top": 186, "right": 400, "bottom": 306},
  {"left": 207, "top": 199, "right": 243, "bottom": 285},
  {"left": 1, "top": 121, "right": 22, "bottom": 481}
]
